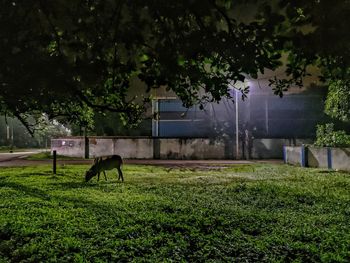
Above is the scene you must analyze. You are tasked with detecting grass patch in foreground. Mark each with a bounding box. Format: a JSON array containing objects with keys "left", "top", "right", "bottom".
[{"left": 0, "top": 164, "right": 350, "bottom": 262}]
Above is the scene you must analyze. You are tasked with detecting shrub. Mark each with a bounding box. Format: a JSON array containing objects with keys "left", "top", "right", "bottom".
[{"left": 314, "top": 123, "right": 350, "bottom": 147}]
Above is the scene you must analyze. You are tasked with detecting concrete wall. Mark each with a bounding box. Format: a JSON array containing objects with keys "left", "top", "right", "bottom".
[
  {"left": 113, "top": 138, "right": 153, "bottom": 159},
  {"left": 159, "top": 138, "right": 226, "bottom": 159},
  {"left": 284, "top": 146, "right": 350, "bottom": 172},
  {"left": 252, "top": 139, "right": 312, "bottom": 159},
  {"left": 89, "top": 137, "right": 154, "bottom": 158},
  {"left": 307, "top": 147, "right": 328, "bottom": 168},
  {"left": 52, "top": 136, "right": 311, "bottom": 160},
  {"left": 52, "top": 137, "right": 154, "bottom": 159},
  {"left": 332, "top": 148, "right": 350, "bottom": 171},
  {"left": 284, "top": 146, "right": 302, "bottom": 166},
  {"left": 52, "top": 137, "right": 228, "bottom": 159},
  {"left": 51, "top": 138, "right": 85, "bottom": 157},
  {"left": 89, "top": 138, "right": 114, "bottom": 157}
]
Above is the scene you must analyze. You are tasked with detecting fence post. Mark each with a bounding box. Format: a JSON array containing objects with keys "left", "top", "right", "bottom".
[
  {"left": 327, "top": 148, "right": 332, "bottom": 169},
  {"left": 53, "top": 150, "right": 57, "bottom": 175},
  {"left": 84, "top": 136, "right": 89, "bottom": 159},
  {"left": 283, "top": 146, "right": 287, "bottom": 164}
]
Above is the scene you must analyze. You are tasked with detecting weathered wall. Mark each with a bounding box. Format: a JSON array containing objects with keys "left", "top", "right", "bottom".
[
  {"left": 51, "top": 138, "right": 85, "bottom": 157},
  {"left": 308, "top": 147, "right": 328, "bottom": 168},
  {"left": 252, "top": 139, "right": 312, "bottom": 159},
  {"left": 284, "top": 146, "right": 302, "bottom": 165},
  {"left": 89, "top": 137, "right": 154, "bottom": 158},
  {"left": 113, "top": 138, "right": 153, "bottom": 159},
  {"left": 89, "top": 138, "right": 114, "bottom": 157},
  {"left": 332, "top": 148, "right": 350, "bottom": 171},
  {"left": 159, "top": 138, "right": 226, "bottom": 159},
  {"left": 284, "top": 146, "right": 350, "bottom": 172},
  {"left": 52, "top": 137, "right": 311, "bottom": 160},
  {"left": 52, "top": 137, "right": 228, "bottom": 159}
]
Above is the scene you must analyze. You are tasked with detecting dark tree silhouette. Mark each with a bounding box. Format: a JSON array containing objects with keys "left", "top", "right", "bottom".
[{"left": 0, "top": 0, "right": 349, "bottom": 132}]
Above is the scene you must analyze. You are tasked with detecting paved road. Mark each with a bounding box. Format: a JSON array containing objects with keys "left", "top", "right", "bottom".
[
  {"left": 0, "top": 150, "right": 43, "bottom": 161},
  {"left": 0, "top": 149, "right": 49, "bottom": 167}
]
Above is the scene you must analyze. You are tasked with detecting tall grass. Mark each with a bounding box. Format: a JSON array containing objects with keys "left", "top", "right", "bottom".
[{"left": 0, "top": 164, "right": 349, "bottom": 262}]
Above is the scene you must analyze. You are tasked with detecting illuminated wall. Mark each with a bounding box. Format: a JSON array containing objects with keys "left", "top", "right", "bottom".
[{"left": 152, "top": 82, "right": 327, "bottom": 139}]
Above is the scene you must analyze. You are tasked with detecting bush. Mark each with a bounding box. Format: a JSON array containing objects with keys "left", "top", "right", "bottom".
[{"left": 314, "top": 123, "right": 350, "bottom": 147}]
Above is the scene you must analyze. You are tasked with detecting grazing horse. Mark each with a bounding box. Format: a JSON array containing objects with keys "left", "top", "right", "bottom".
[{"left": 85, "top": 155, "right": 123, "bottom": 182}]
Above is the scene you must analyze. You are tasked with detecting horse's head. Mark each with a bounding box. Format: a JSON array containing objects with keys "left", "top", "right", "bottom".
[{"left": 85, "top": 169, "right": 96, "bottom": 182}]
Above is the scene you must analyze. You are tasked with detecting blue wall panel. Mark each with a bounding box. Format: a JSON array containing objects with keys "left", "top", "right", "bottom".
[
  {"left": 159, "top": 100, "right": 196, "bottom": 112},
  {"left": 159, "top": 121, "right": 205, "bottom": 137}
]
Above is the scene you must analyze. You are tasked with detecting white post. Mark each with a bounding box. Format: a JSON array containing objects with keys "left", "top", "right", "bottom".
[
  {"left": 6, "top": 125, "right": 9, "bottom": 140},
  {"left": 152, "top": 99, "right": 159, "bottom": 137},
  {"left": 265, "top": 97, "right": 269, "bottom": 135},
  {"left": 235, "top": 90, "right": 239, "bottom": 159},
  {"left": 11, "top": 119, "right": 14, "bottom": 142}
]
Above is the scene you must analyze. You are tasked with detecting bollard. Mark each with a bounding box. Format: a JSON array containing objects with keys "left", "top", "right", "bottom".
[{"left": 53, "top": 150, "right": 57, "bottom": 174}]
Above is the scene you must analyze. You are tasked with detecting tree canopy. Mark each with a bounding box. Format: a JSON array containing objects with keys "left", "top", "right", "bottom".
[
  {"left": 324, "top": 79, "right": 350, "bottom": 122},
  {"left": 1, "top": 0, "right": 349, "bottom": 133}
]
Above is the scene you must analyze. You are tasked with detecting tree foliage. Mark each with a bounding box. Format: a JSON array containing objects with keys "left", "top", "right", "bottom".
[
  {"left": 0, "top": 115, "right": 70, "bottom": 148},
  {"left": 0, "top": 0, "right": 349, "bottom": 132},
  {"left": 324, "top": 79, "right": 350, "bottom": 122},
  {"left": 314, "top": 123, "right": 350, "bottom": 147}
]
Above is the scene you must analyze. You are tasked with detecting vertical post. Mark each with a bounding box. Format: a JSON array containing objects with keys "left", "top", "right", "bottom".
[
  {"left": 6, "top": 125, "right": 10, "bottom": 151},
  {"left": 84, "top": 135, "right": 89, "bottom": 159},
  {"left": 6, "top": 125, "right": 10, "bottom": 140},
  {"left": 157, "top": 100, "right": 160, "bottom": 137},
  {"left": 265, "top": 97, "right": 269, "bottom": 135},
  {"left": 10, "top": 118, "right": 14, "bottom": 152},
  {"left": 152, "top": 99, "right": 159, "bottom": 137},
  {"left": 53, "top": 150, "right": 57, "bottom": 174},
  {"left": 283, "top": 146, "right": 287, "bottom": 164},
  {"left": 11, "top": 118, "right": 14, "bottom": 144},
  {"left": 84, "top": 126, "right": 89, "bottom": 159},
  {"left": 300, "top": 145, "right": 305, "bottom": 167},
  {"left": 152, "top": 99, "right": 160, "bottom": 159},
  {"left": 235, "top": 90, "right": 239, "bottom": 159},
  {"left": 300, "top": 145, "right": 309, "bottom": 167},
  {"left": 327, "top": 148, "right": 332, "bottom": 169}
]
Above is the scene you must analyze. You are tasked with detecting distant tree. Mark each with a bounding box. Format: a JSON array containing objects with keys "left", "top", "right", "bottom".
[
  {"left": 33, "top": 115, "right": 71, "bottom": 147},
  {"left": 91, "top": 112, "right": 152, "bottom": 136},
  {"left": 0, "top": 0, "right": 349, "bottom": 132},
  {"left": 0, "top": 115, "right": 70, "bottom": 148}
]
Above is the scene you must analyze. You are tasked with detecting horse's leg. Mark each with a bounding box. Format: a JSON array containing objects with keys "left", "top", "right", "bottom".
[
  {"left": 97, "top": 172, "right": 100, "bottom": 181},
  {"left": 103, "top": 171, "right": 107, "bottom": 181},
  {"left": 117, "top": 166, "right": 124, "bottom": 182}
]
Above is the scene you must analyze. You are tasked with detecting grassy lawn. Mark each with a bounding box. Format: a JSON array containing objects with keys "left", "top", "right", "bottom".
[{"left": 0, "top": 164, "right": 349, "bottom": 262}]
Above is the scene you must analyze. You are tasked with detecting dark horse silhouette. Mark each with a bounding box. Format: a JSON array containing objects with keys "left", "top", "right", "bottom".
[{"left": 85, "top": 155, "right": 123, "bottom": 182}]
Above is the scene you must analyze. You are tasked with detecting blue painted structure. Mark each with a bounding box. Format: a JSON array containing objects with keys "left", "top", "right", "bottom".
[
  {"left": 153, "top": 87, "right": 327, "bottom": 139},
  {"left": 283, "top": 146, "right": 287, "bottom": 163}
]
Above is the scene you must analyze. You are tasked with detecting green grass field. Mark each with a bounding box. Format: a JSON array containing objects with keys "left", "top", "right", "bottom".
[
  {"left": 25, "top": 151, "right": 82, "bottom": 160},
  {"left": 0, "top": 164, "right": 349, "bottom": 262}
]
